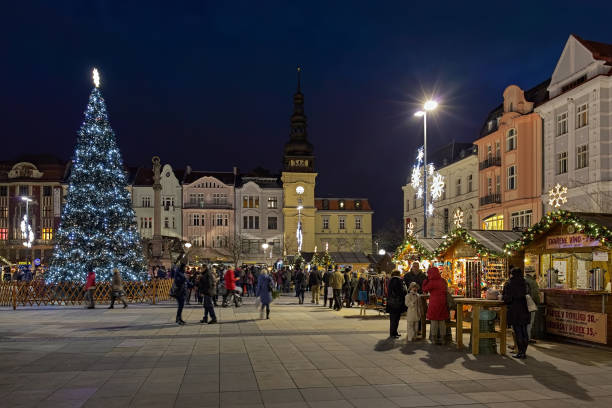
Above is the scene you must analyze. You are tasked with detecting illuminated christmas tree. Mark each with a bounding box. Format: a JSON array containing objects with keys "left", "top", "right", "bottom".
[{"left": 48, "top": 69, "right": 146, "bottom": 283}]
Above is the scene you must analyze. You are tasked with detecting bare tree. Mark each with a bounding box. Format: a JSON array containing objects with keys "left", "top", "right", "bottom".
[{"left": 227, "top": 234, "right": 247, "bottom": 268}]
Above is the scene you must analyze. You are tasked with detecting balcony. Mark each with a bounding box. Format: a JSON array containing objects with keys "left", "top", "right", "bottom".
[
  {"left": 183, "top": 202, "right": 233, "bottom": 210},
  {"left": 479, "top": 155, "right": 501, "bottom": 170},
  {"left": 480, "top": 193, "right": 501, "bottom": 206}
]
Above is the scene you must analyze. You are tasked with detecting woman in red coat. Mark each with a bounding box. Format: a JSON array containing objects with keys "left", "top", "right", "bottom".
[{"left": 422, "top": 266, "right": 449, "bottom": 344}]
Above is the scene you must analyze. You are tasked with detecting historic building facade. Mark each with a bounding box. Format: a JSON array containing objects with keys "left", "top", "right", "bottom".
[
  {"left": 315, "top": 198, "right": 373, "bottom": 253},
  {"left": 0, "top": 155, "right": 69, "bottom": 264},
  {"left": 403, "top": 143, "right": 479, "bottom": 237},
  {"left": 131, "top": 163, "right": 183, "bottom": 240},
  {"left": 535, "top": 34, "right": 612, "bottom": 213},
  {"left": 475, "top": 83, "right": 547, "bottom": 230},
  {"left": 234, "top": 175, "right": 284, "bottom": 263},
  {"left": 181, "top": 169, "right": 236, "bottom": 262}
]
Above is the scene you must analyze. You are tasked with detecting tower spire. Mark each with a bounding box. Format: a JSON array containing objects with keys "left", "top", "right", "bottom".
[{"left": 297, "top": 66, "right": 302, "bottom": 93}]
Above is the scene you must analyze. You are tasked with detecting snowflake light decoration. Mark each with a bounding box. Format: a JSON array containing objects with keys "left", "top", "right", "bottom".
[
  {"left": 453, "top": 208, "right": 464, "bottom": 228},
  {"left": 427, "top": 203, "right": 434, "bottom": 216},
  {"left": 428, "top": 164, "right": 435, "bottom": 176},
  {"left": 430, "top": 173, "right": 445, "bottom": 200},
  {"left": 416, "top": 148, "right": 424, "bottom": 163},
  {"left": 416, "top": 187, "right": 423, "bottom": 199},
  {"left": 548, "top": 183, "right": 568, "bottom": 208},
  {"left": 411, "top": 166, "right": 422, "bottom": 189},
  {"left": 406, "top": 221, "right": 414, "bottom": 236}
]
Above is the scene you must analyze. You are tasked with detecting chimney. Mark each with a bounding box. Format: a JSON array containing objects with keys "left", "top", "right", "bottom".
[
  {"left": 233, "top": 166, "right": 238, "bottom": 176},
  {"left": 186, "top": 165, "right": 192, "bottom": 175}
]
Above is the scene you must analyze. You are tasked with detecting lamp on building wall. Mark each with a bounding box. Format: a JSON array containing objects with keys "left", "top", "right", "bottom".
[
  {"left": 414, "top": 99, "right": 438, "bottom": 237},
  {"left": 296, "top": 186, "right": 304, "bottom": 253}
]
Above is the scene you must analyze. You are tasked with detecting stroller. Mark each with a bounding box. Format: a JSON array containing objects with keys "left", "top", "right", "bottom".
[{"left": 222, "top": 286, "right": 243, "bottom": 308}]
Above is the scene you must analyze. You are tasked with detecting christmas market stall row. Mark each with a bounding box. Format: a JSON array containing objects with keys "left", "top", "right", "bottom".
[
  {"left": 395, "top": 229, "right": 522, "bottom": 297},
  {"left": 505, "top": 211, "right": 612, "bottom": 346}
]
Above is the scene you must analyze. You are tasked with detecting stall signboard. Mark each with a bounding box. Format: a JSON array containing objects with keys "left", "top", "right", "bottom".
[
  {"left": 546, "top": 307, "right": 607, "bottom": 344},
  {"left": 546, "top": 234, "right": 600, "bottom": 250},
  {"left": 593, "top": 251, "right": 609, "bottom": 262}
]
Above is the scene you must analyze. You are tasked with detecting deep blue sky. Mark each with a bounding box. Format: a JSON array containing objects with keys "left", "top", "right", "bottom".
[{"left": 2, "top": 1, "right": 612, "bottom": 232}]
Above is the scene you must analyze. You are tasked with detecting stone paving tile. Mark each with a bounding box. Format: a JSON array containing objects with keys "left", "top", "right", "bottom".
[{"left": 2, "top": 297, "right": 612, "bottom": 408}]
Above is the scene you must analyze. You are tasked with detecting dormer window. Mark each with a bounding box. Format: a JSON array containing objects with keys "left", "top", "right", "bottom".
[
  {"left": 322, "top": 199, "right": 329, "bottom": 210},
  {"left": 354, "top": 200, "right": 361, "bottom": 210},
  {"left": 338, "top": 200, "right": 345, "bottom": 210}
]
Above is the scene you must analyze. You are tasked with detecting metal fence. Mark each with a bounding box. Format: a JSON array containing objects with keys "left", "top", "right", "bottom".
[{"left": 0, "top": 279, "right": 173, "bottom": 310}]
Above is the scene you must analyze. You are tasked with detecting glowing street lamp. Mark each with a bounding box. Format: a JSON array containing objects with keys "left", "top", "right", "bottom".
[
  {"left": 20, "top": 197, "right": 34, "bottom": 248},
  {"left": 414, "top": 99, "right": 438, "bottom": 237},
  {"left": 296, "top": 186, "right": 304, "bottom": 253},
  {"left": 378, "top": 249, "right": 386, "bottom": 256}
]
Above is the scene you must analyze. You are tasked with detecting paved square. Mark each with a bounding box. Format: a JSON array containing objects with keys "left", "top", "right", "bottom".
[{"left": 1, "top": 297, "right": 612, "bottom": 407}]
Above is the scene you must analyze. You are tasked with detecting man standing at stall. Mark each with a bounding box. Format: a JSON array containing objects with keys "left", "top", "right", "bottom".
[{"left": 525, "top": 271, "right": 540, "bottom": 343}]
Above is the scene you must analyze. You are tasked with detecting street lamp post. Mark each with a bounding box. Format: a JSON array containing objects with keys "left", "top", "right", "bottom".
[
  {"left": 20, "top": 196, "right": 34, "bottom": 265},
  {"left": 414, "top": 100, "right": 438, "bottom": 237},
  {"left": 296, "top": 186, "right": 304, "bottom": 253}
]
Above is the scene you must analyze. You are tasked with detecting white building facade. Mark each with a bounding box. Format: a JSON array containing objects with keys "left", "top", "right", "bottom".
[
  {"left": 536, "top": 35, "right": 612, "bottom": 213},
  {"left": 132, "top": 163, "right": 183, "bottom": 240},
  {"left": 234, "top": 177, "right": 284, "bottom": 263},
  {"left": 403, "top": 143, "right": 479, "bottom": 237}
]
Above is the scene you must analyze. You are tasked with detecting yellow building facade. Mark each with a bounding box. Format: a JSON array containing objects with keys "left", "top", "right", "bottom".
[{"left": 314, "top": 198, "right": 373, "bottom": 254}]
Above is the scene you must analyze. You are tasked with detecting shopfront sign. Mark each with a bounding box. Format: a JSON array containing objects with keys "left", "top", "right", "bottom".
[
  {"left": 546, "top": 307, "right": 607, "bottom": 344},
  {"left": 593, "top": 251, "right": 609, "bottom": 262},
  {"left": 546, "top": 234, "right": 600, "bottom": 249}
]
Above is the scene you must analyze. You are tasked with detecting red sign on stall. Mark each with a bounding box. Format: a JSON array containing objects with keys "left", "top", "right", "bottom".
[{"left": 546, "top": 307, "right": 607, "bottom": 344}]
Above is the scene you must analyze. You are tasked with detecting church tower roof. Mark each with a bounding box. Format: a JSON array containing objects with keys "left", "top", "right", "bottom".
[{"left": 283, "top": 67, "right": 315, "bottom": 172}]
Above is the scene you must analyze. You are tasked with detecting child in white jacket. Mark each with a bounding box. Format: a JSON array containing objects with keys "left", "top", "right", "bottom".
[{"left": 405, "top": 282, "right": 423, "bottom": 342}]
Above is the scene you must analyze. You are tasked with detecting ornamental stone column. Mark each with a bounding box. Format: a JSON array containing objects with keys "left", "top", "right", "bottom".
[{"left": 151, "top": 156, "right": 163, "bottom": 259}]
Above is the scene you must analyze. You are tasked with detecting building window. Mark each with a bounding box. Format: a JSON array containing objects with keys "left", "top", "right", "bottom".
[
  {"left": 482, "top": 214, "right": 504, "bottom": 230},
  {"left": 0, "top": 228, "right": 7, "bottom": 240},
  {"left": 19, "top": 185, "right": 29, "bottom": 197},
  {"left": 191, "top": 236, "right": 202, "bottom": 247},
  {"left": 164, "top": 217, "right": 169, "bottom": 228},
  {"left": 487, "top": 177, "right": 492, "bottom": 195},
  {"left": 140, "top": 217, "right": 152, "bottom": 229},
  {"left": 243, "top": 196, "right": 259, "bottom": 208},
  {"left": 576, "top": 104, "right": 588, "bottom": 128},
  {"left": 42, "top": 206, "right": 52, "bottom": 218},
  {"left": 355, "top": 200, "right": 361, "bottom": 209},
  {"left": 213, "top": 236, "right": 228, "bottom": 248},
  {"left": 190, "top": 214, "right": 200, "bottom": 226},
  {"left": 576, "top": 144, "right": 588, "bottom": 169},
  {"left": 413, "top": 194, "right": 417, "bottom": 209},
  {"left": 456, "top": 178, "right": 461, "bottom": 196},
  {"left": 244, "top": 216, "right": 259, "bottom": 229},
  {"left": 142, "top": 196, "right": 151, "bottom": 207},
  {"left": 511, "top": 210, "right": 533, "bottom": 230},
  {"left": 406, "top": 199, "right": 410, "bottom": 211},
  {"left": 466, "top": 213, "right": 473, "bottom": 229},
  {"left": 506, "top": 128, "right": 517, "bottom": 151},
  {"left": 487, "top": 145, "right": 492, "bottom": 160},
  {"left": 42, "top": 228, "right": 53, "bottom": 241},
  {"left": 506, "top": 166, "right": 516, "bottom": 190},
  {"left": 557, "top": 152, "right": 568, "bottom": 174},
  {"left": 339, "top": 200, "right": 345, "bottom": 209},
  {"left": 163, "top": 196, "right": 175, "bottom": 208},
  {"left": 496, "top": 175, "right": 501, "bottom": 194},
  {"left": 172, "top": 217, "right": 175, "bottom": 229},
  {"left": 216, "top": 214, "right": 224, "bottom": 226},
  {"left": 495, "top": 141, "right": 501, "bottom": 157},
  {"left": 267, "top": 197, "right": 278, "bottom": 209},
  {"left": 43, "top": 186, "right": 52, "bottom": 196},
  {"left": 467, "top": 174, "right": 473, "bottom": 193},
  {"left": 557, "top": 112, "right": 568, "bottom": 136},
  {"left": 322, "top": 199, "right": 329, "bottom": 210},
  {"left": 0, "top": 186, "right": 7, "bottom": 196},
  {"left": 213, "top": 193, "right": 227, "bottom": 205},
  {"left": 355, "top": 216, "right": 362, "bottom": 230},
  {"left": 339, "top": 216, "right": 346, "bottom": 230},
  {"left": 0, "top": 206, "right": 8, "bottom": 218},
  {"left": 268, "top": 216, "right": 277, "bottom": 230},
  {"left": 443, "top": 208, "right": 449, "bottom": 233},
  {"left": 322, "top": 216, "right": 329, "bottom": 230}
]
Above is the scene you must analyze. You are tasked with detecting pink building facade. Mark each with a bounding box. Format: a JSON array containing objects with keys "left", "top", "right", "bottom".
[
  {"left": 475, "top": 83, "right": 547, "bottom": 231},
  {"left": 182, "top": 170, "right": 236, "bottom": 262}
]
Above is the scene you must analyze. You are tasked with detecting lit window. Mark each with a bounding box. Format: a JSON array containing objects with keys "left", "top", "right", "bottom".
[
  {"left": 0, "top": 228, "right": 8, "bottom": 240},
  {"left": 267, "top": 197, "right": 278, "bottom": 209},
  {"left": 482, "top": 214, "right": 504, "bottom": 230},
  {"left": 506, "top": 129, "right": 517, "bottom": 151},
  {"left": 507, "top": 166, "right": 516, "bottom": 190},
  {"left": 576, "top": 145, "right": 588, "bottom": 169},
  {"left": 576, "top": 104, "right": 588, "bottom": 128},
  {"left": 42, "top": 228, "right": 53, "bottom": 241},
  {"left": 557, "top": 152, "right": 568, "bottom": 174},
  {"left": 557, "top": 112, "right": 568, "bottom": 136},
  {"left": 339, "top": 200, "right": 345, "bottom": 209}
]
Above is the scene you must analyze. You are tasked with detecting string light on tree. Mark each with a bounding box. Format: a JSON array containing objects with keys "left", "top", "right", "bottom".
[
  {"left": 453, "top": 208, "right": 464, "bottom": 228},
  {"left": 548, "top": 183, "right": 568, "bottom": 208}
]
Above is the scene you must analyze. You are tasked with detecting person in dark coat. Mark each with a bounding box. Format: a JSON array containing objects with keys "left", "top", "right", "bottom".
[
  {"left": 323, "top": 268, "right": 333, "bottom": 307},
  {"left": 294, "top": 268, "right": 306, "bottom": 304},
  {"left": 422, "top": 266, "right": 449, "bottom": 344},
  {"left": 174, "top": 264, "right": 187, "bottom": 325},
  {"left": 198, "top": 266, "right": 217, "bottom": 324},
  {"left": 386, "top": 270, "right": 408, "bottom": 338},
  {"left": 403, "top": 262, "right": 427, "bottom": 293},
  {"left": 256, "top": 270, "right": 273, "bottom": 319},
  {"left": 308, "top": 267, "right": 322, "bottom": 304},
  {"left": 503, "top": 267, "right": 531, "bottom": 358}
]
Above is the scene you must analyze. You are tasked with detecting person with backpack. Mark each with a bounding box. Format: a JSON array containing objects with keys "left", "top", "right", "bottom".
[{"left": 199, "top": 266, "right": 217, "bottom": 324}]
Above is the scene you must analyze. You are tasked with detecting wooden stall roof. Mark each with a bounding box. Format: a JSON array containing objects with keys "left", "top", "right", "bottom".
[{"left": 468, "top": 230, "right": 523, "bottom": 253}]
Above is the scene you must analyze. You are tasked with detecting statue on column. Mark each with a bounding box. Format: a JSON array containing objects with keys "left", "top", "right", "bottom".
[{"left": 151, "top": 156, "right": 163, "bottom": 261}]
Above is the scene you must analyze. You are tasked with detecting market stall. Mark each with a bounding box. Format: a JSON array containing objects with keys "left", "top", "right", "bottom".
[{"left": 505, "top": 211, "right": 612, "bottom": 346}]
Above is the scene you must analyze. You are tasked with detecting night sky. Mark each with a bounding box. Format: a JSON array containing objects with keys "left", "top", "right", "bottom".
[{"left": 3, "top": 1, "right": 612, "bottom": 232}]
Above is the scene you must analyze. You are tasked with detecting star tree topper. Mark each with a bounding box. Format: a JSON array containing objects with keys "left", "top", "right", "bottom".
[{"left": 548, "top": 183, "right": 568, "bottom": 208}]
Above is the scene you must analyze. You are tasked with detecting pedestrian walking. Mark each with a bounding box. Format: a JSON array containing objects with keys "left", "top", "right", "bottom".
[
  {"left": 108, "top": 268, "right": 128, "bottom": 309},
  {"left": 199, "top": 266, "right": 218, "bottom": 324},
  {"left": 309, "top": 267, "right": 322, "bottom": 304},
  {"left": 173, "top": 264, "right": 187, "bottom": 325},
  {"left": 404, "top": 282, "right": 422, "bottom": 342},
  {"left": 256, "top": 269, "right": 273, "bottom": 319},
  {"left": 294, "top": 268, "right": 306, "bottom": 304},
  {"left": 503, "top": 267, "right": 531, "bottom": 359},
  {"left": 323, "top": 267, "right": 333, "bottom": 307},
  {"left": 84, "top": 270, "right": 96, "bottom": 309},
  {"left": 422, "top": 266, "right": 449, "bottom": 344},
  {"left": 386, "top": 270, "right": 407, "bottom": 338},
  {"left": 330, "top": 266, "right": 344, "bottom": 311}
]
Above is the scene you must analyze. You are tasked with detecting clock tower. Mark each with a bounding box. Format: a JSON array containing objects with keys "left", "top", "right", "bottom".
[{"left": 282, "top": 67, "right": 317, "bottom": 254}]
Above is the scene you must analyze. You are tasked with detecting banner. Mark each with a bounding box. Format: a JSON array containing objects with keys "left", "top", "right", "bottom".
[
  {"left": 546, "top": 234, "right": 600, "bottom": 249},
  {"left": 546, "top": 307, "right": 607, "bottom": 344}
]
